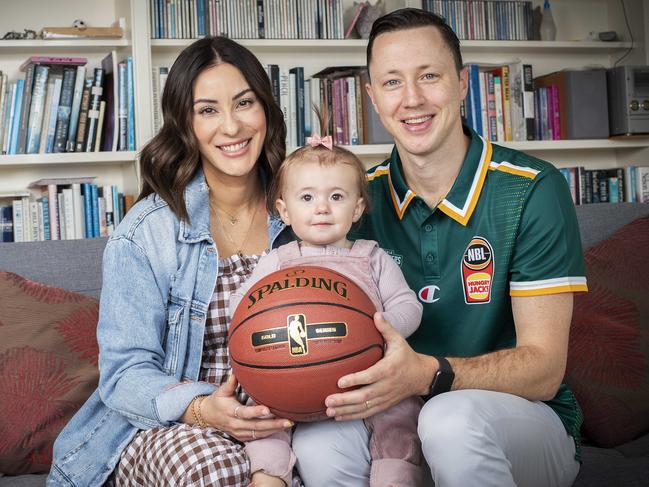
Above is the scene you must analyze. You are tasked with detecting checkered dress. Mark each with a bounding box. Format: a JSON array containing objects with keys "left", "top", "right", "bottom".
[{"left": 108, "top": 254, "right": 260, "bottom": 487}]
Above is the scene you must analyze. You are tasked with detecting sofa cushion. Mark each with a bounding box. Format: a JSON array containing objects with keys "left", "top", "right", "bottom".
[
  {"left": 566, "top": 215, "right": 649, "bottom": 448},
  {"left": 0, "top": 272, "right": 99, "bottom": 475}
]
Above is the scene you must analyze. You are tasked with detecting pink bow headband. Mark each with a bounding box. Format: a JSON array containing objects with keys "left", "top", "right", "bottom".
[{"left": 305, "top": 133, "right": 333, "bottom": 150}]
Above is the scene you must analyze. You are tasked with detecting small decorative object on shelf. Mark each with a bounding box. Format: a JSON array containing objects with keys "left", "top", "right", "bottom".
[
  {"left": 540, "top": 0, "right": 557, "bottom": 41},
  {"left": 2, "top": 29, "right": 38, "bottom": 40},
  {"left": 41, "top": 19, "right": 124, "bottom": 39},
  {"left": 355, "top": 1, "right": 384, "bottom": 39}
]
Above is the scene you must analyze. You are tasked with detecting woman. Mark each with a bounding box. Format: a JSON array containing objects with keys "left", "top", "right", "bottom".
[{"left": 48, "top": 36, "right": 293, "bottom": 487}]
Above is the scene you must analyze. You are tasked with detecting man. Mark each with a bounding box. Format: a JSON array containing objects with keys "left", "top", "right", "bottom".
[{"left": 292, "top": 8, "right": 587, "bottom": 487}]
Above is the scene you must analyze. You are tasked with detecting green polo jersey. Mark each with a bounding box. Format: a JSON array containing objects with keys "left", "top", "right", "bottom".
[{"left": 351, "top": 126, "right": 587, "bottom": 459}]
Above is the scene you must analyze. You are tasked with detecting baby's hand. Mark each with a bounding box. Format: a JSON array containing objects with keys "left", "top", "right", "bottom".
[{"left": 249, "top": 471, "right": 286, "bottom": 487}]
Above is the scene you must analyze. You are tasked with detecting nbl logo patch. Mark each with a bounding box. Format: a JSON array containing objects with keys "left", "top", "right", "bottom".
[{"left": 461, "top": 237, "right": 494, "bottom": 304}]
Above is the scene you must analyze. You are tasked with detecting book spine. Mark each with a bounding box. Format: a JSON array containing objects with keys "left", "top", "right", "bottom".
[
  {"left": 1, "top": 82, "right": 14, "bottom": 154},
  {"left": 119, "top": 63, "right": 129, "bottom": 150},
  {"left": 103, "top": 185, "right": 115, "bottom": 235},
  {"left": 66, "top": 65, "right": 87, "bottom": 152},
  {"left": 57, "top": 193, "right": 65, "bottom": 240},
  {"left": 9, "top": 80, "right": 25, "bottom": 155},
  {"left": 279, "top": 67, "right": 290, "bottom": 146},
  {"left": 47, "top": 184, "right": 60, "bottom": 240},
  {"left": 522, "top": 63, "right": 535, "bottom": 140},
  {"left": 12, "top": 199, "right": 24, "bottom": 242},
  {"left": 38, "top": 77, "right": 55, "bottom": 153},
  {"left": 82, "top": 183, "right": 93, "bottom": 238},
  {"left": 493, "top": 75, "right": 505, "bottom": 142},
  {"left": 41, "top": 196, "right": 50, "bottom": 240},
  {"left": 288, "top": 70, "right": 297, "bottom": 147},
  {"left": 112, "top": 185, "right": 122, "bottom": 226},
  {"left": 0, "top": 206, "right": 14, "bottom": 242},
  {"left": 18, "top": 63, "right": 36, "bottom": 154},
  {"left": 94, "top": 101, "right": 106, "bottom": 151},
  {"left": 75, "top": 79, "right": 93, "bottom": 152},
  {"left": 61, "top": 188, "right": 75, "bottom": 240},
  {"left": 72, "top": 183, "right": 84, "bottom": 239},
  {"left": 91, "top": 184, "right": 100, "bottom": 237},
  {"left": 346, "top": 77, "right": 358, "bottom": 145},
  {"left": 127, "top": 57, "right": 135, "bottom": 150},
  {"left": 53, "top": 67, "right": 77, "bottom": 153},
  {"left": 501, "top": 65, "right": 511, "bottom": 141},
  {"left": 550, "top": 84, "right": 561, "bottom": 140},
  {"left": 26, "top": 65, "right": 50, "bottom": 154},
  {"left": 45, "top": 76, "right": 63, "bottom": 153},
  {"left": 84, "top": 68, "right": 105, "bottom": 152}
]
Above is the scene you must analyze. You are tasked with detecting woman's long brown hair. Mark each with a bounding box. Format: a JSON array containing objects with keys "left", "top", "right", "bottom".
[{"left": 137, "top": 36, "right": 286, "bottom": 222}]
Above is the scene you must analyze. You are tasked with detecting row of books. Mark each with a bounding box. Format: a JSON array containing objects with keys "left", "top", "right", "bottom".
[
  {"left": 423, "top": 0, "right": 534, "bottom": 41},
  {"left": 152, "top": 64, "right": 392, "bottom": 148},
  {"left": 462, "top": 62, "right": 534, "bottom": 142},
  {"left": 0, "top": 53, "right": 136, "bottom": 156},
  {"left": 559, "top": 166, "right": 649, "bottom": 206},
  {"left": 0, "top": 177, "right": 134, "bottom": 243},
  {"left": 150, "top": 0, "right": 346, "bottom": 40}
]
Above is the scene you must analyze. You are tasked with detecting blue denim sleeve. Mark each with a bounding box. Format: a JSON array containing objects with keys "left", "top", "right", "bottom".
[{"left": 97, "top": 236, "right": 216, "bottom": 429}]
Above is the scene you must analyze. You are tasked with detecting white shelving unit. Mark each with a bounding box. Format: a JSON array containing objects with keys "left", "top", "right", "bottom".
[{"left": 2, "top": 0, "right": 649, "bottom": 193}]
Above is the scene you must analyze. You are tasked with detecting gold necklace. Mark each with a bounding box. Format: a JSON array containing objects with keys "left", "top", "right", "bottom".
[
  {"left": 210, "top": 199, "right": 259, "bottom": 255},
  {"left": 211, "top": 204, "right": 240, "bottom": 225}
]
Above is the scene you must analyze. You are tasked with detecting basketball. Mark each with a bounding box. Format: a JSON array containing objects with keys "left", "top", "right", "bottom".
[{"left": 228, "top": 265, "right": 384, "bottom": 422}]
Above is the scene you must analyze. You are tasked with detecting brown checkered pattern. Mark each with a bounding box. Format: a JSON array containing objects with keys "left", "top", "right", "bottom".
[{"left": 109, "top": 254, "right": 260, "bottom": 486}]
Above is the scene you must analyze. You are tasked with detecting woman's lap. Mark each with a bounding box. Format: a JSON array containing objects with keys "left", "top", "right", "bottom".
[{"left": 109, "top": 423, "right": 249, "bottom": 486}]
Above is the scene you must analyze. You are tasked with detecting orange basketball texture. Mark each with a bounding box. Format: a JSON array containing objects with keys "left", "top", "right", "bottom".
[{"left": 228, "top": 265, "right": 384, "bottom": 422}]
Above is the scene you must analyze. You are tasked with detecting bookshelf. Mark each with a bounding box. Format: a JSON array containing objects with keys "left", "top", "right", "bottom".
[{"left": 2, "top": 0, "right": 649, "bottom": 203}]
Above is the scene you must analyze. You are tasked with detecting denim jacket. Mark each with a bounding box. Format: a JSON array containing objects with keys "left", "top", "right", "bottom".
[{"left": 48, "top": 170, "right": 290, "bottom": 486}]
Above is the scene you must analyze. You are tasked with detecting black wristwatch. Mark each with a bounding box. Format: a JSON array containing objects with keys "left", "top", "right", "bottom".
[{"left": 424, "top": 356, "right": 455, "bottom": 400}]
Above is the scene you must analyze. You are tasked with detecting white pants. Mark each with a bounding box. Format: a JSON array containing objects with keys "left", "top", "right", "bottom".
[{"left": 293, "top": 390, "right": 580, "bottom": 487}]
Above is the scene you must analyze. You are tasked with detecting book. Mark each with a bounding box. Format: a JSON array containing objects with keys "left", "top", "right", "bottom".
[
  {"left": 522, "top": 64, "right": 535, "bottom": 140},
  {"left": 75, "top": 79, "right": 93, "bottom": 152},
  {"left": 43, "top": 74, "right": 63, "bottom": 153},
  {"left": 126, "top": 56, "right": 135, "bottom": 150},
  {"left": 94, "top": 100, "right": 106, "bottom": 151},
  {"left": 101, "top": 51, "right": 119, "bottom": 151},
  {"left": 29, "top": 176, "right": 96, "bottom": 188},
  {"left": 53, "top": 66, "right": 77, "bottom": 152},
  {"left": 66, "top": 65, "right": 87, "bottom": 152},
  {"left": 118, "top": 62, "right": 128, "bottom": 149},
  {"left": 289, "top": 67, "right": 305, "bottom": 146},
  {"left": 19, "top": 56, "right": 87, "bottom": 71},
  {"left": 25, "top": 64, "right": 50, "bottom": 153},
  {"left": 8, "top": 80, "right": 25, "bottom": 155},
  {"left": 0, "top": 206, "right": 13, "bottom": 242},
  {"left": 0, "top": 73, "right": 7, "bottom": 152},
  {"left": 38, "top": 74, "right": 56, "bottom": 153},
  {"left": 84, "top": 68, "right": 105, "bottom": 152},
  {"left": 17, "top": 63, "right": 36, "bottom": 154}
]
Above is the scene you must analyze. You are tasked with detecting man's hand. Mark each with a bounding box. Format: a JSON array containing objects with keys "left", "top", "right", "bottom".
[{"left": 324, "top": 312, "right": 435, "bottom": 420}]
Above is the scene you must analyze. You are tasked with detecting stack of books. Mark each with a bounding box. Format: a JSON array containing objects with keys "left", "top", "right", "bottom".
[
  {"left": 150, "top": 0, "right": 346, "bottom": 40},
  {"left": 559, "top": 166, "right": 649, "bottom": 205},
  {"left": 422, "top": 0, "right": 535, "bottom": 40},
  {"left": 0, "top": 177, "right": 134, "bottom": 243},
  {"left": 0, "top": 53, "right": 136, "bottom": 155},
  {"left": 462, "top": 62, "right": 535, "bottom": 143}
]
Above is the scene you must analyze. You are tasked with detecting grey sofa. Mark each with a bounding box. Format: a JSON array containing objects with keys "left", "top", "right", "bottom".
[{"left": 1, "top": 203, "right": 648, "bottom": 487}]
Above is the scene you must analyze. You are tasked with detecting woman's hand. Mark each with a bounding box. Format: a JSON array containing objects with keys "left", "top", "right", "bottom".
[
  {"left": 202, "top": 375, "right": 293, "bottom": 442},
  {"left": 324, "top": 312, "right": 435, "bottom": 421},
  {"left": 249, "top": 471, "right": 287, "bottom": 487}
]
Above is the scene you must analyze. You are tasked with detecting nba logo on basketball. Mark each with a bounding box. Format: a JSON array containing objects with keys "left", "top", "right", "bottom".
[
  {"left": 461, "top": 237, "right": 494, "bottom": 304},
  {"left": 288, "top": 314, "right": 308, "bottom": 355}
]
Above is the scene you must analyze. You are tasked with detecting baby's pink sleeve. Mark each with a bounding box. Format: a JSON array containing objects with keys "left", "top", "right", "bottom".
[
  {"left": 228, "top": 250, "right": 281, "bottom": 318},
  {"left": 244, "top": 429, "right": 295, "bottom": 486}
]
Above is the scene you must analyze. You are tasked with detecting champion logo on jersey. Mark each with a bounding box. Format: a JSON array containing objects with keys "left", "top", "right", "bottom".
[
  {"left": 418, "top": 285, "right": 440, "bottom": 303},
  {"left": 461, "top": 237, "right": 494, "bottom": 304}
]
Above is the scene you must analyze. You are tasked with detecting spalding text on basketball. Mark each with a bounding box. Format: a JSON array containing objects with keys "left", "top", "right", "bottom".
[{"left": 246, "top": 276, "right": 348, "bottom": 308}]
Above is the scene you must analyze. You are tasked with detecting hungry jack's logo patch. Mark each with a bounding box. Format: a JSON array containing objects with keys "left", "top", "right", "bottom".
[{"left": 461, "top": 237, "right": 494, "bottom": 304}]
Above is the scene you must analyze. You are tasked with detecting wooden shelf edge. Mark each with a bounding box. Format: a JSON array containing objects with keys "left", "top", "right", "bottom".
[{"left": 0, "top": 151, "right": 138, "bottom": 167}]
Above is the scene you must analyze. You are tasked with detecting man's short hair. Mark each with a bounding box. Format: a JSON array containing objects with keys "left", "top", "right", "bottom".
[{"left": 366, "top": 8, "right": 463, "bottom": 75}]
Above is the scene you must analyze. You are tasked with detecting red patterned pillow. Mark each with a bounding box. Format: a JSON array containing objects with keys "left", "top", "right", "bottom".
[
  {"left": 566, "top": 216, "right": 649, "bottom": 448},
  {"left": 0, "top": 272, "right": 99, "bottom": 475}
]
